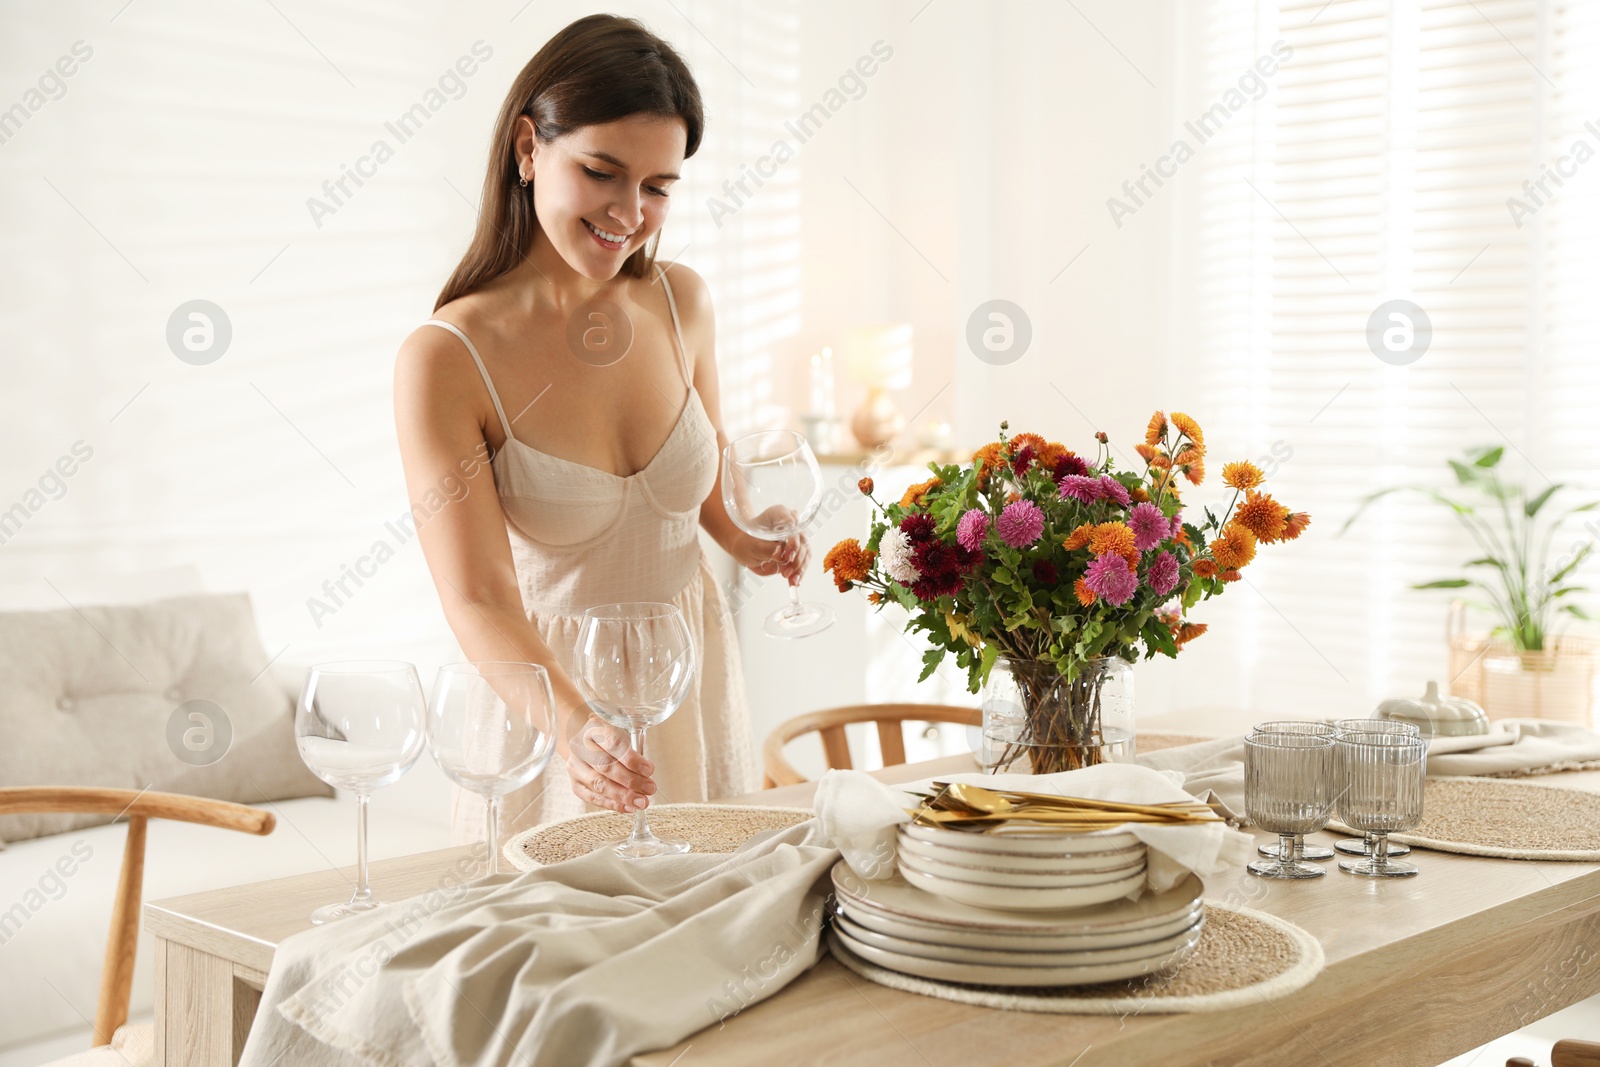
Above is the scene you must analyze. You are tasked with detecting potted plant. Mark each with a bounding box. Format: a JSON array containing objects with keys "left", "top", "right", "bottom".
[
  {"left": 822, "top": 415, "right": 1309, "bottom": 773},
  {"left": 1343, "top": 445, "right": 1597, "bottom": 724}
]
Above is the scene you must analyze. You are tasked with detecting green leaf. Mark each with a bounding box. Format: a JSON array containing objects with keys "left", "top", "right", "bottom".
[
  {"left": 1562, "top": 603, "right": 1595, "bottom": 620},
  {"left": 992, "top": 567, "right": 1015, "bottom": 587},
  {"left": 1550, "top": 543, "right": 1593, "bottom": 585},
  {"left": 917, "top": 646, "right": 945, "bottom": 683},
  {"left": 1473, "top": 446, "right": 1505, "bottom": 468},
  {"left": 1525, "top": 483, "right": 1564, "bottom": 518},
  {"left": 1448, "top": 459, "right": 1481, "bottom": 486}
]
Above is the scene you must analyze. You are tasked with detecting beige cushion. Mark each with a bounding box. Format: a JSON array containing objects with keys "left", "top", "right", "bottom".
[
  {"left": 38, "top": 1021, "right": 153, "bottom": 1067},
  {"left": 0, "top": 592, "right": 331, "bottom": 844}
]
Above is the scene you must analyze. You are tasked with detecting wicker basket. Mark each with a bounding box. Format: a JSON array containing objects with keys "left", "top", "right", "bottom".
[{"left": 1446, "top": 601, "right": 1597, "bottom": 726}]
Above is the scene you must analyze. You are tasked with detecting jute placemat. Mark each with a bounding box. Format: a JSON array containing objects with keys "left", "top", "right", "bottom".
[
  {"left": 1327, "top": 776, "right": 1600, "bottom": 861},
  {"left": 827, "top": 903, "right": 1323, "bottom": 1014},
  {"left": 503, "top": 803, "right": 815, "bottom": 870}
]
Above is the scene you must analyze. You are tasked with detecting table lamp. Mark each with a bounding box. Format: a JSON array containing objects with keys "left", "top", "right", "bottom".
[{"left": 843, "top": 323, "right": 913, "bottom": 449}]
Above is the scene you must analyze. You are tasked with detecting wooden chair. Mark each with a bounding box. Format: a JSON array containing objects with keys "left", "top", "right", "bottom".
[
  {"left": 0, "top": 788, "right": 275, "bottom": 1065},
  {"left": 761, "top": 703, "right": 983, "bottom": 788},
  {"left": 1510, "top": 1040, "right": 1600, "bottom": 1067}
]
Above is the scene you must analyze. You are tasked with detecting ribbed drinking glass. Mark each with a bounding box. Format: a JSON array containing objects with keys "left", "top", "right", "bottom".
[
  {"left": 1244, "top": 732, "right": 1336, "bottom": 879},
  {"left": 1335, "top": 730, "right": 1426, "bottom": 878}
]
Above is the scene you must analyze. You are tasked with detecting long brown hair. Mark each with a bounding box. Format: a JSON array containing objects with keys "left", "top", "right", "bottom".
[{"left": 434, "top": 14, "right": 704, "bottom": 311}]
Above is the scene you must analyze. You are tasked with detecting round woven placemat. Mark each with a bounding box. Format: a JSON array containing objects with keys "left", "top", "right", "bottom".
[
  {"left": 827, "top": 903, "right": 1322, "bottom": 1014},
  {"left": 503, "top": 803, "right": 815, "bottom": 870},
  {"left": 1327, "top": 776, "right": 1600, "bottom": 861}
]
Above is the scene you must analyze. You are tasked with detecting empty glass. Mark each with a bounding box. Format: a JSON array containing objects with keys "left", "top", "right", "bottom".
[
  {"left": 721, "top": 429, "right": 835, "bottom": 638},
  {"left": 1331, "top": 719, "right": 1420, "bottom": 858},
  {"left": 1336, "top": 730, "right": 1426, "bottom": 877},
  {"left": 1245, "top": 732, "right": 1337, "bottom": 878},
  {"left": 1249, "top": 721, "right": 1336, "bottom": 861},
  {"left": 573, "top": 602, "right": 696, "bottom": 858},
  {"left": 296, "top": 661, "right": 427, "bottom": 923},
  {"left": 427, "top": 662, "right": 558, "bottom": 876}
]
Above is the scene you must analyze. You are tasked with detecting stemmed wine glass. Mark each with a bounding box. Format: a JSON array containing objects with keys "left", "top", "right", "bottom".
[
  {"left": 722, "top": 429, "right": 835, "bottom": 638},
  {"left": 573, "top": 602, "right": 696, "bottom": 858},
  {"left": 427, "top": 662, "right": 557, "bottom": 876},
  {"left": 296, "top": 661, "right": 427, "bottom": 923},
  {"left": 1244, "top": 731, "right": 1336, "bottom": 879},
  {"left": 1336, "top": 729, "right": 1426, "bottom": 878},
  {"left": 1331, "top": 719, "right": 1419, "bottom": 859},
  {"left": 1249, "top": 721, "right": 1337, "bottom": 861}
]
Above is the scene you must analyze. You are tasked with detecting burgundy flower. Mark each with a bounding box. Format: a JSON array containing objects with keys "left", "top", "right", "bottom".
[
  {"left": 1011, "top": 445, "right": 1036, "bottom": 476},
  {"left": 899, "top": 511, "right": 936, "bottom": 543},
  {"left": 912, "top": 539, "right": 961, "bottom": 579},
  {"left": 911, "top": 571, "right": 963, "bottom": 601},
  {"left": 1052, "top": 454, "right": 1090, "bottom": 480},
  {"left": 1032, "top": 559, "right": 1060, "bottom": 585}
]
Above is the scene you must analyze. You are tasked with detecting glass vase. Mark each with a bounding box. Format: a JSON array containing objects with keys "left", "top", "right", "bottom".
[{"left": 980, "top": 656, "right": 1135, "bottom": 774}]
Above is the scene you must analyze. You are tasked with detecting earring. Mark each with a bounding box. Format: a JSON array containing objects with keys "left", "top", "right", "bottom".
[{"left": 519, "top": 173, "right": 530, "bottom": 188}]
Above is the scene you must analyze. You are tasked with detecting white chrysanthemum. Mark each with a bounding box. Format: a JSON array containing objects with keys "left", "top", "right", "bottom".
[{"left": 879, "top": 526, "right": 920, "bottom": 584}]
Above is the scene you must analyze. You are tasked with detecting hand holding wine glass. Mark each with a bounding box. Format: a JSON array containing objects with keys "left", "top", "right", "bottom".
[
  {"left": 722, "top": 430, "right": 835, "bottom": 638},
  {"left": 573, "top": 602, "right": 695, "bottom": 858}
]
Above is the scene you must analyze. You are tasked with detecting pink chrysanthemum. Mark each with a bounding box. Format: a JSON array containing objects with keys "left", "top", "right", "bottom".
[
  {"left": 996, "top": 499, "right": 1046, "bottom": 548},
  {"left": 1168, "top": 509, "right": 1185, "bottom": 538},
  {"left": 1058, "top": 474, "right": 1101, "bottom": 505},
  {"left": 1085, "top": 552, "right": 1139, "bottom": 606},
  {"left": 1129, "top": 502, "right": 1169, "bottom": 552},
  {"left": 1098, "top": 475, "right": 1131, "bottom": 508},
  {"left": 956, "top": 509, "right": 990, "bottom": 552},
  {"left": 1146, "top": 550, "right": 1180, "bottom": 597}
]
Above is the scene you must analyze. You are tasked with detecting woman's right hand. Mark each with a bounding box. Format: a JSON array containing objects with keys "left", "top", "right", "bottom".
[{"left": 567, "top": 716, "right": 657, "bottom": 813}]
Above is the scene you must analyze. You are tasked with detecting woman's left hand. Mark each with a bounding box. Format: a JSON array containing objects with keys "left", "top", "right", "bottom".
[{"left": 733, "top": 528, "right": 811, "bottom": 586}]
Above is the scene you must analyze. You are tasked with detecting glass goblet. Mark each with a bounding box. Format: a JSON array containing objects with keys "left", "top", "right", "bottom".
[
  {"left": 573, "top": 602, "right": 696, "bottom": 858},
  {"left": 296, "top": 661, "right": 426, "bottom": 923},
  {"left": 427, "top": 661, "right": 557, "bottom": 876},
  {"left": 1249, "top": 721, "right": 1337, "bottom": 861},
  {"left": 721, "top": 429, "right": 835, "bottom": 639},
  {"left": 1336, "top": 730, "right": 1426, "bottom": 878},
  {"left": 1331, "top": 719, "right": 1419, "bottom": 858},
  {"left": 1244, "top": 732, "right": 1336, "bottom": 879}
]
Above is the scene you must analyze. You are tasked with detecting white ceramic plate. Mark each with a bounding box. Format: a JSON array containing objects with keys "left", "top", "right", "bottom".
[
  {"left": 829, "top": 925, "right": 1202, "bottom": 987},
  {"left": 832, "top": 860, "right": 1203, "bottom": 933},
  {"left": 898, "top": 856, "right": 1146, "bottom": 911},
  {"left": 897, "top": 832, "right": 1148, "bottom": 874},
  {"left": 833, "top": 912, "right": 1204, "bottom": 968},
  {"left": 895, "top": 848, "right": 1145, "bottom": 889},
  {"left": 836, "top": 897, "right": 1205, "bottom": 952},
  {"left": 899, "top": 821, "right": 1140, "bottom": 856}
]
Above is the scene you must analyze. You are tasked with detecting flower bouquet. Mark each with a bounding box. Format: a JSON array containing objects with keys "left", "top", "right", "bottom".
[{"left": 822, "top": 414, "right": 1309, "bottom": 773}]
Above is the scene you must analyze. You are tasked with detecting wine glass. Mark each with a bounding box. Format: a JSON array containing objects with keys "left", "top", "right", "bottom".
[
  {"left": 1330, "top": 719, "right": 1419, "bottom": 859},
  {"left": 1336, "top": 730, "right": 1426, "bottom": 878},
  {"left": 721, "top": 429, "right": 835, "bottom": 638},
  {"left": 1249, "top": 721, "right": 1336, "bottom": 861},
  {"left": 573, "top": 602, "right": 696, "bottom": 858},
  {"left": 427, "top": 662, "right": 557, "bottom": 876},
  {"left": 296, "top": 661, "right": 426, "bottom": 923},
  {"left": 1244, "top": 732, "right": 1336, "bottom": 879}
]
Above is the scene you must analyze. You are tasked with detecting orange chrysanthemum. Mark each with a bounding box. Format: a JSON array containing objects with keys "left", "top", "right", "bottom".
[
  {"left": 1011, "top": 432, "right": 1048, "bottom": 457},
  {"left": 1145, "top": 411, "right": 1167, "bottom": 447},
  {"left": 858, "top": 476, "right": 875, "bottom": 496},
  {"left": 1037, "top": 441, "right": 1069, "bottom": 468},
  {"left": 1063, "top": 523, "right": 1095, "bottom": 551},
  {"left": 1173, "top": 526, "right": 1194, "bottom": 551},
  {"left": 1193, "top": 558, "right": 1218, "bottom": 578},
  {"left": 1135, "top": 443, "right": 1159, "bottom": 463},
  {"left": 1131, "top": 486, "right": 1151, "bottom": 503},
  {"left": 1219, "top": 569, "right": 1242, "bottom": 583},
  {"left": 1074, "top": 576, "right": 1098, "bottom": 607},
  {"left": 1221, "top": 461, "right": 1264, "bottom": 491},
  {"left": 972, "top": 442, "right": 1006, "bottom": 482},
  {"left": 1174, "top": 447, "right": 1202, "bottom": 466},
  {"left": 1176, "top": 621, "right": 1209, "bottom": 648},
  {"left": 1170, "top": 412, "right": 1204, "bottom": 449},
  {"left": 1234, "top": 489, "right": 1288, "bottom": 543},
  {"left": 1209, "top": 522, "right": 1257, "bottom": 570},
  {"left": 900, "top": 477, "right": 942, "bottom": 507},
  {"left": 1182, "top": 457, "right": 1206, "bottom": 486},
  {"left": 1089, "top": 521, "right": 1139, "bottom": 565},
  {"left": 867, "top": 591, "right": 884, "bottom": 605},
  {"left": 822, "top": 538, "right": 874, "bottom": 591}
]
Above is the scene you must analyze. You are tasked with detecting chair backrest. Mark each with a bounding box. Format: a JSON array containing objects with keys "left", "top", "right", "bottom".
[
  {"left": 761, "top": 703, "right": 982, "bottom": 788},
  {"left": 0, "top": 788, "right": 274, "bottom": 1049},
  {"left": 1555, "top": 1039, "right": 1600, "bottom": 1067}
]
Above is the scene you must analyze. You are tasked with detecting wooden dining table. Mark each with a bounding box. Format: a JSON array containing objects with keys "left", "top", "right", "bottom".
[{"left": 144, "top": 742, "right": 1600, "bottom": 1067}]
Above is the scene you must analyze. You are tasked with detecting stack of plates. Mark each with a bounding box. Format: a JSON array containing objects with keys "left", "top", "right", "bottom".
[
  {"left": 830, "top": 859, "right": 1205, "bottom": 986},
  {"left": 895, "top": 822, "right": 1148, "bottom": 911}
]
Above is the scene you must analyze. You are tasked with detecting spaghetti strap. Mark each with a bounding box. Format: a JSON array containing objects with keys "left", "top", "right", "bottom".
[
  {"left": 423, "top": 319, "right": 514, "bottom": 442},
  {"left": 658, "top": 270, "right": 694, "bottom": 388}
]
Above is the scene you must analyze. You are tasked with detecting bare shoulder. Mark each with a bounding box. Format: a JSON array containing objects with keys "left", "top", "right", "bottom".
[
  {"left": 394, "top": 304, "right": 491, "bottom": 414},
  {"left": 657, "top": 260, "right": 713, "bottom": 332}
]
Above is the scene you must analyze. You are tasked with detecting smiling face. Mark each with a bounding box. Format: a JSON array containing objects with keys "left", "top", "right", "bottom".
[{"left": 523, "top": 113, "right": 686, "bottom": 281}]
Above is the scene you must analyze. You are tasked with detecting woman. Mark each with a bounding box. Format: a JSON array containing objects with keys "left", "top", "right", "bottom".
[{"left": 394, "top": 14, "right": 805, "bottom": 836}]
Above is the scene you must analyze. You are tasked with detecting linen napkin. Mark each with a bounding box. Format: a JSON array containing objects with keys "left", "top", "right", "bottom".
[
  {"left": 238, "top": 820, "right": 837, "bottom": 1067},
  {"left": 814, "top": 763, "right": 1257, "bottom": 894}
]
